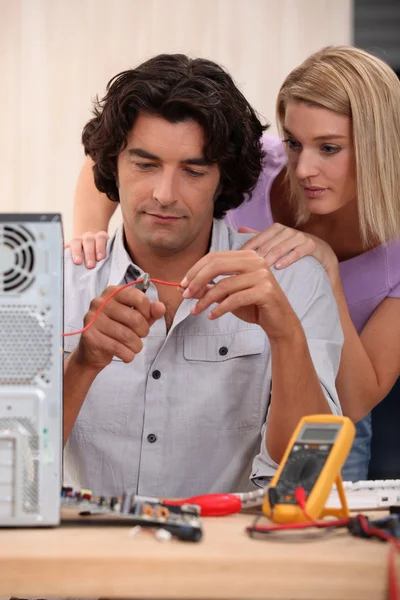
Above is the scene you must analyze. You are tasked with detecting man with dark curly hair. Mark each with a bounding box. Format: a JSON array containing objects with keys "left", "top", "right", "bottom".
[{"left": 63, "top": 54, "right": 343, "bottom": 497}]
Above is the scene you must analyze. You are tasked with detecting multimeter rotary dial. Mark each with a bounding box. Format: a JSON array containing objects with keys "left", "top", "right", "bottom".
[
  {"left": 285, "top": 451, "right": 319, "bottom": 485},
  {"left": 275, "top": 445, "right": 331, "bottom": 501}
]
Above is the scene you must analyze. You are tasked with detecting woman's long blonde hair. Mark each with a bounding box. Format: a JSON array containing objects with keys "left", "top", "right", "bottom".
[{"left": 276, "top": 46, "right": 400, "bottom": 247}]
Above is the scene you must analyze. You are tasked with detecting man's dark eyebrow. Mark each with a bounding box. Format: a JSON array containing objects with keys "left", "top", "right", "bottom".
[
  {"left": 183, "top": 157, "right": 212, "bottom": 167},
  {"left": 283, "top": 128, "right": 346, "bottom": 142},
  {"left": 127, "top": 147, "right": 212, "bottom": 166},
  {"left": 128, "top": 148, "right": 160, "bottom": 160}
]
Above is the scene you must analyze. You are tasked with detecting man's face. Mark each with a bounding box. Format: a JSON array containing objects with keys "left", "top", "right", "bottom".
[{"left": 117, "top": 113, "right": 221, "bottom": 256}]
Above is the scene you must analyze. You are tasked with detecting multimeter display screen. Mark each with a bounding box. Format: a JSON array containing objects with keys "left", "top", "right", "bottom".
[{"left": 300, "top": 427, "right": 338, "bottom": 442}]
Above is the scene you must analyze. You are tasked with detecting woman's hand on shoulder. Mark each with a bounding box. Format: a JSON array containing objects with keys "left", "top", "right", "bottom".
[
  {"left": 239, "top": 223, "right": 339, "bottom": 282},
  {"left": 65, "top": 231, "right": 109, "bottom": 268}
]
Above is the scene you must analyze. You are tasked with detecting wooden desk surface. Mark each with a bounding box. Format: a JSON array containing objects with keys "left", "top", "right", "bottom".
[{"left": 0, "top": 509, "right": 397, "bottom": 600}]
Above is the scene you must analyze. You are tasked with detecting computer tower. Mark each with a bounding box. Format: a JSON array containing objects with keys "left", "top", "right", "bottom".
[{"left": 0, "top": 214, "right": 63, "bottom": 525}]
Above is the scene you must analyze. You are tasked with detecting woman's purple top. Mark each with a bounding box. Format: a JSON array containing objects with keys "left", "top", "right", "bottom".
[{"left": 225, "top": 135, "right": 400, "bottom": 334}]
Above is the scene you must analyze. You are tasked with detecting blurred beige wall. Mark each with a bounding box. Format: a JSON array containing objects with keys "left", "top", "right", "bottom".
[{"left": 1, "top": 0, "right": 352, "bottom": 240}]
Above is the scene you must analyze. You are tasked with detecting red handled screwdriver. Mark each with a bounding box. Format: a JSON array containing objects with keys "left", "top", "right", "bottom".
[{"left": 162, "top": 488, "right": 267, "bottom": 516}]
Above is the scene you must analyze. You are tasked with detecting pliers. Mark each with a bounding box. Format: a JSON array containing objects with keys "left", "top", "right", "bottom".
[{"left": 135, "top": 272, "right": 151, "bottom": 293}]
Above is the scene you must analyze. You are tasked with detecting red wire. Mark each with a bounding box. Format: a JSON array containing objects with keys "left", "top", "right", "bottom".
[
  {"left": 294, "top": 486, "right": 317, "bottom": 524},
  {"left": 247, "top": 517, "right": 351, "bottom": 534},
  {"left": 248, "top": 488, "right": 400, "bottom": 600},
  {"left": 62, "top": 277, "right": 180, "bottom": 337},
  {"left": 357, "top": 515, "right": 400, "bottom": 600},
  {"left": 389, "top": 545, "right": 399, "bottom": 600},
  {"left": 249, "top": 515, "right": 399, "bottom": 600},
  {"left": 248, "top": 487, "right": 347, "bottom": 533}
]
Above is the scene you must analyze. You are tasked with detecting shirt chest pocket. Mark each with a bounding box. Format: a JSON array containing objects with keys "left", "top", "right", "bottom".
[
  {"left": 63, "top": 330, "right": 131, "bottom": 435},
  {"left": 181, "top": 328, "right": 268, "bottom": 431}
]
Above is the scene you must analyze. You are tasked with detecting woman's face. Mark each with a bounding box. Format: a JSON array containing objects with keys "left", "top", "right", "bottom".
[{"left": 283, "top": 101, "right": 357, "bottom": 216}]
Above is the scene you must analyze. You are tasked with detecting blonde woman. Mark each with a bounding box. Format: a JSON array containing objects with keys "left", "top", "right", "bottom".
[{"left": 68, "top": 46, "right": 400, "bottom": 481}]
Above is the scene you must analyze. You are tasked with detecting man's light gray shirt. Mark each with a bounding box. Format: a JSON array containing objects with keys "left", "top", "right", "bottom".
[{"left": 63, "top": 219, "right": 343, "bottom": 497}]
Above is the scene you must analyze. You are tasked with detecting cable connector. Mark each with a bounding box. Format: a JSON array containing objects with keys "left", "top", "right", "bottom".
[{"left": 294, "top": 487, "right": 307, "bottom": 510}]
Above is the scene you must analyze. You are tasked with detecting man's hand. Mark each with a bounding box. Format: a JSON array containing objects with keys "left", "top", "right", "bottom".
[
  {"left": 75, "top": 286, "right": 165, "bottom": 370},
  {"left": 180, "top": 250, "right": 299, "bottom": 340}
]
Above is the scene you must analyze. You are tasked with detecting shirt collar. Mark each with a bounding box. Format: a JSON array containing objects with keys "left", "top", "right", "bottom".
[
  {"left": 209, "top": 218, "right": 229, "bottom": 253},
  {"left": 106, "top": 225, "right": 143, "bottom": 287}
]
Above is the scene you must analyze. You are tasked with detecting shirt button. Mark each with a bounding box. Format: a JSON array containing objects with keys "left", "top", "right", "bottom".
[
  {"left": 219, "top": 346, "right": 228, "bottom": 356},
  {"left": 152, "top": 370, "right": 161, "bottom": 379},
  {"left": 147, "top": 433, "right": 157, "bottom": 443}
]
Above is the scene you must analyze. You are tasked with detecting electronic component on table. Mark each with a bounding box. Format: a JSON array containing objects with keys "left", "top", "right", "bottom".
[
  {"left": 0, "top": 214, "right": 63, "bottom": 526},
  {"left": 349, "top": 513, "right": 400, "bottom": 540},
  {"left": 263, "top": 414, "right": 356, "bottom": 523},
  {"left": 327, "top": 479, "right": 400, "bottom": 511},
  {"left": 61, "top": 488, "right": 203, "bottom": 542}
]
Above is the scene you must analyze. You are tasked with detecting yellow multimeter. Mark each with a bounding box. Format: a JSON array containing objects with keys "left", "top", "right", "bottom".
[{"left": 262, "top": 414, "right": 356, "bottom": 523}]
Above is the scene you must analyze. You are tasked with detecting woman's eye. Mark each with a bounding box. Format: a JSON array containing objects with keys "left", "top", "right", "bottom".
[
  {"left": 321, "top": 145, "right": 340, "bottom": 154},
  {"left": 283, "top": 138, "right": 301, "bottom": 151}
]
